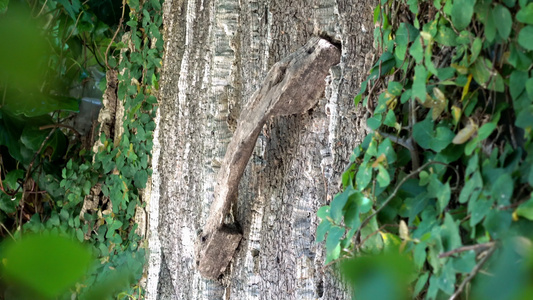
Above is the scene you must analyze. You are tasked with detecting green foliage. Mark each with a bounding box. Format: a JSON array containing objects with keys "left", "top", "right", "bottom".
[
  {"left": 1, "top": 233, "right": 93, "bottom": 298},
  {"left": 0, "top": 0, "right": 162, "bottom": 297},
  {"left": 318, "top": 0, "right": 533, "bottom": 298}
]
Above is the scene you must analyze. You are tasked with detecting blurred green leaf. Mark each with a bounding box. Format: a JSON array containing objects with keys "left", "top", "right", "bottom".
[
  {"left": 493, "top": 4, "right": 513, "bottom": 39},
  {"left": 330, "top": 186, "right": 354, "bottom": 223},
  {"left": 0, "top": 4, "right": 49, "bottom": 90},
  {"left": 1, "top": 233, "right": 93, "bottom": 298},
  {"left": 0, "top": 0, "right": 8, "bottom": 13},
  {"left": 519, "top": 26, "right": 533, "bottom": 50},
  {"left": 341, "top": 252, "right": 415, "bottom": 300},
  {"left": 516, "top": 3, "right": 533, "bottom": 24},
  {"left": 326, "top": 225, "right": 345, "bottom": 257},
  {"left": 316, "top": 219, "right": 332, "bottom": 242},
  {"left": 451, "top": 0, "right": 474, "bottom": 31},
  {"left": 412, "top": 65, "right": 428, "bottom": 102},
  {"left": 516, "top": 195, "right": 533, "bottom": 220}
]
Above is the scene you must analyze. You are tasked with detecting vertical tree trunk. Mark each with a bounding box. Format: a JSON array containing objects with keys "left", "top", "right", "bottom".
[{"left": 146, "top": 0, "right": 377, "bottom": 299}]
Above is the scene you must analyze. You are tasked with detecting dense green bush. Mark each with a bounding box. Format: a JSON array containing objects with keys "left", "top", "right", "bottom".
[
  {"left": 0, "top": 0, "right": 162, "bottom": 298},
  {"left": 318, "top": 0, "right": 533, "bottom": 299}
]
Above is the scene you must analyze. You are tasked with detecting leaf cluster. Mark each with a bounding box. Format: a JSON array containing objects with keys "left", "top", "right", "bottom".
[
  {"left": 318, "top": 0, "right": 533, "bottom": 299},
  {"left": 0, "top": 0, "right": 162, "bottom": 298}
]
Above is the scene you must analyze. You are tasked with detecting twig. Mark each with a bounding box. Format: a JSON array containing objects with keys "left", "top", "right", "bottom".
[
  {"left": 0, "top": 222, "right": 16, "bottom": 241},
  {"left": 450, "top": 244, "right": 497, "bottom": 300},
  {"left": 39, "top": 123, "right": 81, "bottom": 139},
  {"left": 35, "top": 0, "right": 49, "bottom": 17},
  {"left": 105, "top": 0, "right": 127, "bottom": 69},
  {"left": 439, "top": 242, "right": 496, "bottom": 258},
  {"left": 408, "top": 97, "right": 420, "bottom": 169},
  {"left": 18, "top": 128, "right": 56, "bottom": 234},
  {"left": 377, "top": 130, "right": 415, "bottom": 152}
]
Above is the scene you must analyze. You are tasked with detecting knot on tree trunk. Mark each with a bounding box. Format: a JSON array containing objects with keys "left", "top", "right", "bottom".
[{"left": 195, "top": 37, "right": 341, "bottom": 280}]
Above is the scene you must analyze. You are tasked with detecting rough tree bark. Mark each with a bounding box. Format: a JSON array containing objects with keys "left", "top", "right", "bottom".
[{"left": 146, "top": 0, "right": 377, "bottom": 299}]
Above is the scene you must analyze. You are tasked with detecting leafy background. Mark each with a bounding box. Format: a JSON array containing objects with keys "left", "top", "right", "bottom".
[
  {"left": 317, "top": 0, "right": 533, "bottom": 299},
  {"left": 0, "top": 0, "right": 162, "bottom": 298}
]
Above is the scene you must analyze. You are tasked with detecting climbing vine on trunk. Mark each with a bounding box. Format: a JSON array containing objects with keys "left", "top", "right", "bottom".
[{"left": 318, "top": 0, "right": 533, "bottom": 299}]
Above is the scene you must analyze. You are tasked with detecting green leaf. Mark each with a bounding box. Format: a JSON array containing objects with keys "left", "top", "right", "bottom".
[
  {"left": 317, "top": 206, "right": 330, "bottom": 220},
  {"left": 410, "top": 37, "right": 423, "bottom": 63},
  {"left": 376, "top": 164, "right": 390, "bottom": 188},
  {"left": 316, "top": 219, "right": 332, "bottom": 242},
  {"left": 412, "top": 117, "right": 454, "bottom": 152},
  {"left": 470, "top": 58, "right": 492, "bottom": 86},
  {"left": 452, "top": 250, "right": 476, "bottom": 273},
  {"left": 383, "top": 109, "right": 397, "bottom": 128},
  {"left": 502, "top": 0, "right": 515, "bottom": 7},
  {"left": 491, "top": 174, "right": 513, "bottom": 206},
  {"left": 414, "top": 272, "right": 429, "bottom": 297},
  {"left": 508, "top": 43, "right": 532, "bottom": 71},
  {"left": 0, "top": 193, "right": 17, "bottom": 214},
  {"left": 477, "top": 122, "right": 497, "bottom": 140},
  {"left": 412, "top": 65, "right": 428, "bottom": 102},
  {"left": 367, "top": 114, "right": 383, "bottom": 130},
  {"left": 470, "top": 38, "right": 482, "bottom": 65},
  {"left": 469, "top": 194, "right": 492, "bottom": 227},
  {"left": 0, "top": 0, "right": 8, "bottom": 13},
  {"left": 437, "top": 260, "right": 456, "bottom": 295},
  {"left": 487, "top": 73, "right": 505, "bottom": 92},
  {"left": 356, "top": 164, "right": 373, "bottom": 191},
  {"left": 395, "top": 23, "right": 409, "bottom": 46},
  {"left": 4, "top": 169, "right": 24, "bottom": 190},
  {"left": 493, "top": 5, "right": 513, "bottom": 39},
  {"left": 3, "top": 94, "right": 79, "bottom": 117},
  {"left": 368, "top": 52, "right": 396, "bottom": 80},
  {"left": 482, "top": 210, "right": 512, "bottom": 239},
  {"left": 330, "top": 186, "right": 354, "bottom": 223},
  {"left": 360, "top": 214, "right": 383, "bottom": 252},
  {"left": 81, "top": 180, "right": 91, "bottom": 196},
  {"left": 414, "top": 243, "right": 427, "bottom": 270},
  {"left": 516, "top": 194, "right": 533, "bottom": 220},
  {"left": 407, "top": 0, "right": 418, "bottom": 14},
  {"left": 517, "top": 4, "right": 533, "bottom": 24},
  {"left": 428, "top": 175, "right": 451, "bottom": 214},
  {"left": 484, "top": 6, "right": 496, "bottom": 42},
  {"left": 518, "top": 25, "right": 533, "bottom": 50},
  {"left": 526, "top": 77, "right": 533, "bottom": 99},
  {"left": 442, "top": 213, "right": 462, "bottom": 251},
  {"left": 510, "top": 71, "right": 528, "bottom": 100},
  {"left": 377, "top": 138, "right": 397, "bottom": 164},
  {"left": 326, "top": 225, "right": 345, "bottom": 255},
  {"left": 451, "top": 0, "right": 475, "bottom": 31},
  {"left": 435, "top": 25, "right": 457, "bottom": 46},
  {"left": 388, "top": 81, "right": 403, "bottom": 96},
  {"left": 133, "top": 169, "right": 148, "bottom": 189},
  {"left": 2, "top": 233, "right": 93, "bottom": 298}
]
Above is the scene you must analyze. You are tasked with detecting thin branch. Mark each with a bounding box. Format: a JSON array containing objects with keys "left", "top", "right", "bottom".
[
  {"left": 18, "top": 128, "right": 56, "bottom": 234},
  {"left": 439, "top": 242, "right": 496, "bottom": 258},
  {"left": 35, "top": 0, "right": 49, "bottom": 17},
  {"left": 377, "top": 130, "right": 415, "bottom": 152},
  {"left": 39, "top": 123, "right": 81, "bottom": 139},
  {"left": 0, "top": 222, "right": 16, "bottom": 242},
  {"left": 449, "top": 244, "right": 497, "bottom": 300},
  {"left": 105, "top": 0, "right": 127, "bottom": 69}
]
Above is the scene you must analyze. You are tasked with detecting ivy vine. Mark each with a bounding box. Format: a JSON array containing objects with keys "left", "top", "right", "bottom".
[
  {"left": 318, "top": 0, "right": 533, "bottom": 299},
  {"left": 0, "top": 0, "right": 162, "bottom": 298}
]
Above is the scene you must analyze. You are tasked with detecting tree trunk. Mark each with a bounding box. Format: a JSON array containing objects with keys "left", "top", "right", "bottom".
[{"left": 146, "top": 0, "right": 377, "bottom": 299}]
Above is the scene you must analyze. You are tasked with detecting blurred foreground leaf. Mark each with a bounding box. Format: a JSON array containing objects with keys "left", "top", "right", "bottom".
[{"left": 1, "top": 233, "right": 93, "bottom": 298}]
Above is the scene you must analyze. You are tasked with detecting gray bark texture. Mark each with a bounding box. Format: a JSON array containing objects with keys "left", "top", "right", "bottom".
[{"left": 146, "top": 0, "right": 377, "bottom": 299}]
